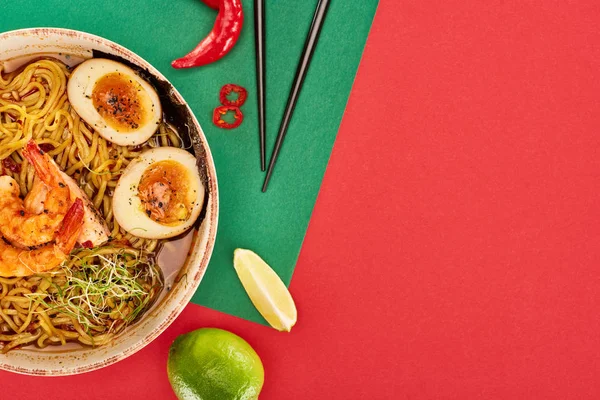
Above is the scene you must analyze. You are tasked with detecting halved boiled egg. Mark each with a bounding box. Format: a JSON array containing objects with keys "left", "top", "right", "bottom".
[
  {"left": 112, "top": 147, "right": 205, "bottom": 239},
  {"left": 67, "top": 58, "right": 161, "bottom": 146}
]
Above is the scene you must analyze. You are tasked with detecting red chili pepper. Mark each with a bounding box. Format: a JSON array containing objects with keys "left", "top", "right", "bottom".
[
  {"left": 38, "top": 143, "right": 55, "bottom": 154},
  {"left": 2, "top": 158, "right": 21, "bottom": 173},
  {"left": 172, "top": 0, "right": 244, "bottom": 69},
  {"left": 201, "top": 0, "right": 219, "bottom": 9},
  {"left": 219, "top": 84, "right": 248, "bottom": 107},
  {"left": 81, "top": 240, "right": 94, "bottom": 249},
  {"left": 213, "top": 105, "right": 244, "bottom": 129}
]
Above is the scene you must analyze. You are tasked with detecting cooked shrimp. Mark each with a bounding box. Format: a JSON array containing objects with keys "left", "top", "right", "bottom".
[
  {"left": 0, "top": 198, "right": 84, "bottom": 277},
  {"left": 0, "top": 141, "right": 72, "bottom": 248},
  {"left": 24, "top": 176, "right": 49, "bottom": 215},
  {"left": 57, "top": 168, "right": 110, "bottom": 247},
  {"left": 19, "top": 145, "right": 110, "bottom": 247}
]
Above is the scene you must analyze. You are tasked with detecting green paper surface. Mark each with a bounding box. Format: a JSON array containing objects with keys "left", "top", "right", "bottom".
[{"left": 0, "top": 0, "right": 378, "bottom": 324}]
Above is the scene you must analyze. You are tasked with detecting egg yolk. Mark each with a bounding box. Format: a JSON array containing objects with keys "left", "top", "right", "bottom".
[
  {"left": 137, "top": 160, "right": 192, "bottom": 225},
  {"left": 92, "top": 72, "right": 148, "bottom": 132}
]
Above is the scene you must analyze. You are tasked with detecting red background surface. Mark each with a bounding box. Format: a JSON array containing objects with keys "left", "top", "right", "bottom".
[{"left": 3, "top": 0, "right": 600, "bottom": 398}]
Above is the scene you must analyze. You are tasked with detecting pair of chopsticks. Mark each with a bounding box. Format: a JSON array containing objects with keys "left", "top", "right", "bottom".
[{"left": 254, "top": 0, "right": 331, "bottom": 192}]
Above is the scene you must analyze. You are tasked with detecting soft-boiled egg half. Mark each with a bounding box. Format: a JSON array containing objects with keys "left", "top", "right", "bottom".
[
  {"left": 67, "top": 58, "right": 162, "bottom": 146},
  {"left": 112, "top": 147, "right": 205, "bottom": 239}
]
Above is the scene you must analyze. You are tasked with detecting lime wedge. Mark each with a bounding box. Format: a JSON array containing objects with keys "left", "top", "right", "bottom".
[{"left": 233, "top": 248, "right": 297, "bottom": 332}]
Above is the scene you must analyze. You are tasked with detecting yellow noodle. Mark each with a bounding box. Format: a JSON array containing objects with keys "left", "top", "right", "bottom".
[
  {"left": 17, "top": 305, "right": 35, "bottom": 334},
  {"left": 2, "top": 329, "right": 42, "bottom": 353}
]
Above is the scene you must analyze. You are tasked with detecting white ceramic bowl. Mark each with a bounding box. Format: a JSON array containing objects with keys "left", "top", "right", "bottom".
[{"left": 0, "top": 28, "right": 219, "bottom": 375}]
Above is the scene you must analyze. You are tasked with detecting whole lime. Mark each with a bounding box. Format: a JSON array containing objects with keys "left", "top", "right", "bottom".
[{"left": 167, "top": 328, "right": 264, "bottom": 400}]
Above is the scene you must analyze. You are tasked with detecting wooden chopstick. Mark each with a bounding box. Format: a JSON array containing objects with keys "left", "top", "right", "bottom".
[
  {"left": 261, "top": 0, "right": 331, "bottom": 192},
  {"left": 255, "top": 0, "right": 266, "bottom": 171}
]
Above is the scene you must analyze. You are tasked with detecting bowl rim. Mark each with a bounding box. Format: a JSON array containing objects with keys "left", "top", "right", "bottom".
[{"left": 0, "top": 27, "right": 219, "bottom": 376}]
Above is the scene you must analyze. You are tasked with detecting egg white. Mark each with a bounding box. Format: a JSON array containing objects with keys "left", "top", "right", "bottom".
[
  {"left": 112, "top": 147, "right": 205, "bottom": 239},
  {"left": 67, "top": 58, "right": 162, "bottom": 146}
]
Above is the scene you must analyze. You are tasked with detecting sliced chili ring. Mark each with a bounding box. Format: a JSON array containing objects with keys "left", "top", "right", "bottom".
[
  {"left": 219, "top": 84, "right": 248, "bottom": 107},
  {"left": 213, "top": 105, "right": 244, "bottom": 129}
]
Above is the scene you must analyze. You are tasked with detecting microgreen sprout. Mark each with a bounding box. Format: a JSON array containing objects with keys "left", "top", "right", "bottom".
[{"left": 26, "top": 247, "right": 163, "bottom": 337}]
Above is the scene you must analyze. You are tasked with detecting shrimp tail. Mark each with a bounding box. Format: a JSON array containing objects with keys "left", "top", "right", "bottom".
[
  {"left": 55, "top": 198, "right": 84, "bottom": 253},
  {"left": 21, "top": 140, "right": 63, "bottom": 187}
]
